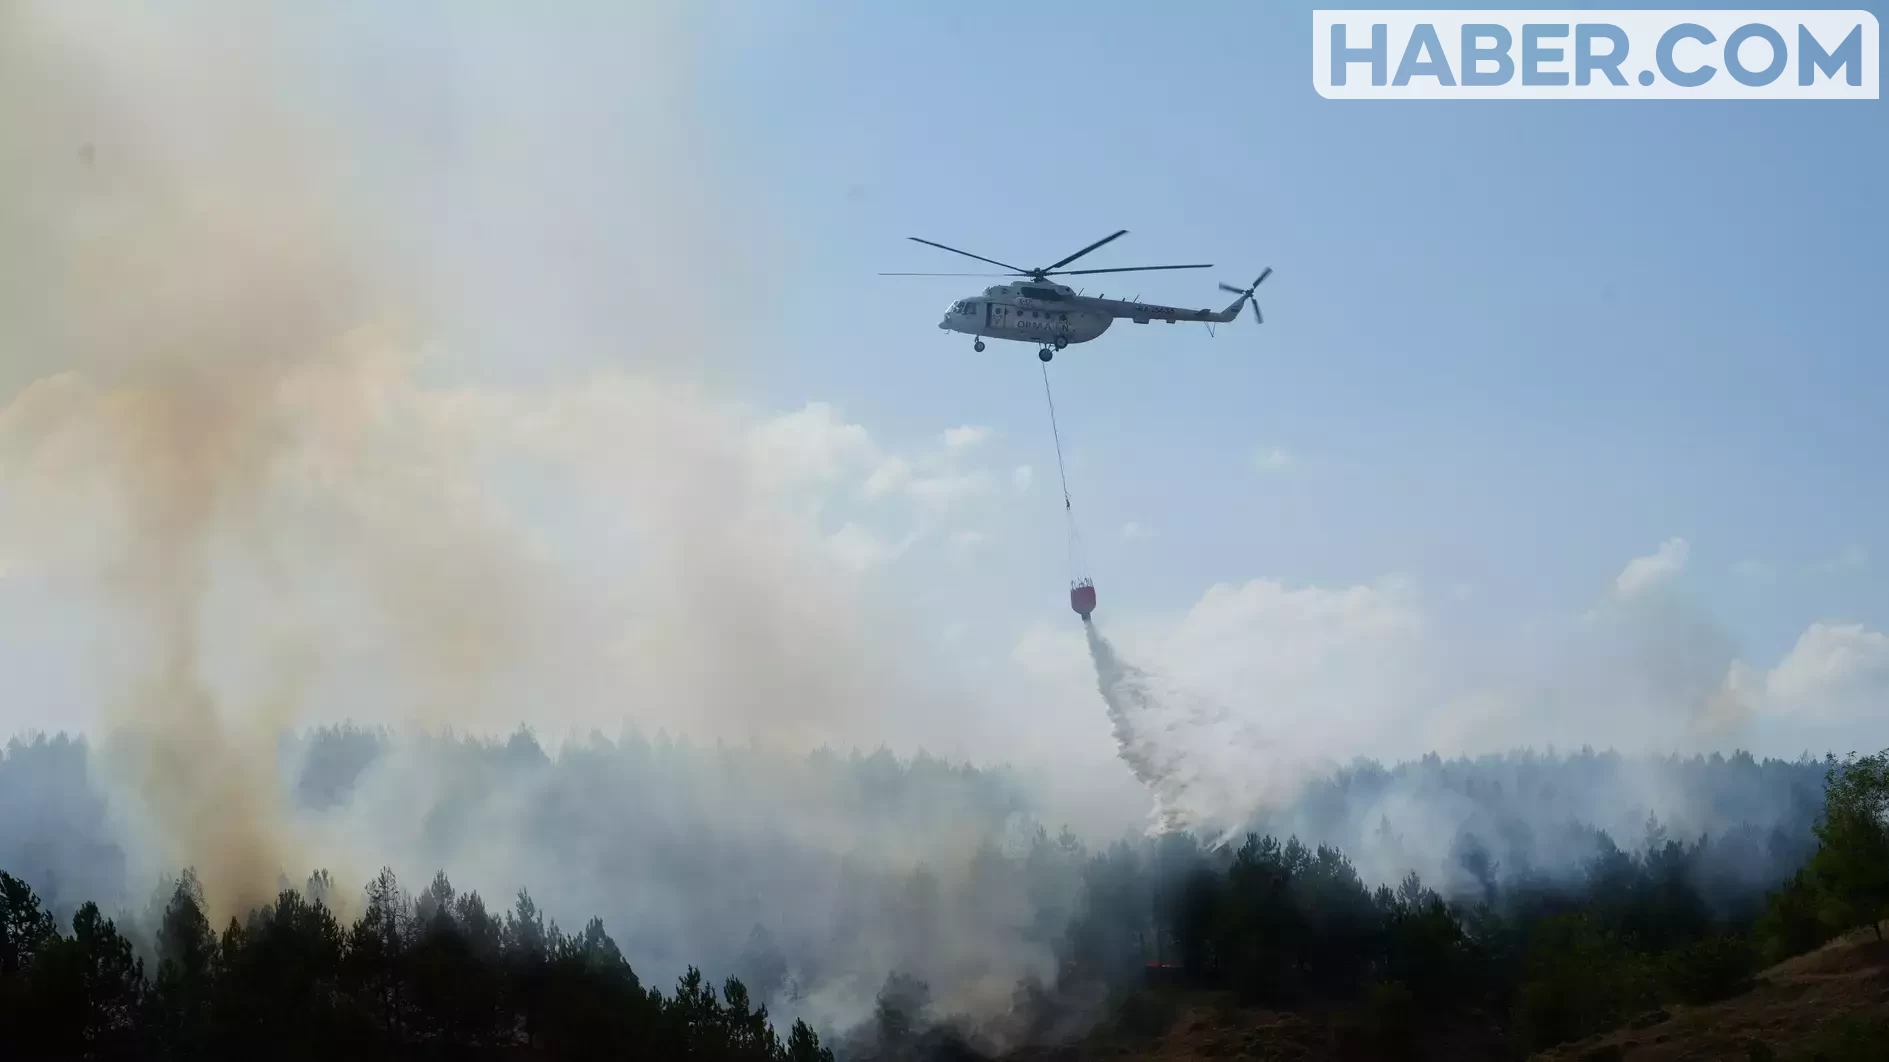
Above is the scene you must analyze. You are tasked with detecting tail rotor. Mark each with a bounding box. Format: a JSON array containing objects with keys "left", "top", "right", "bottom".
[{"left": 1218, "top": 266, "right": 1272, "bottom": 324}]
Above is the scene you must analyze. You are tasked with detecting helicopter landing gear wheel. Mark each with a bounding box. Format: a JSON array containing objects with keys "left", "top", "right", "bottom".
[
  {"left": 1038, "top": 347, "right": 1053, "bottom": 363},
  {"left": 973, "top": 339, "right": 985, "bottom": 352},
  {"left": 1053, "top": 336, "right": 1067, "bottom": 351}
]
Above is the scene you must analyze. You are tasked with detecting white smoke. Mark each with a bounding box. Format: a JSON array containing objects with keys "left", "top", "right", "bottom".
[{"left": 1064, "top": 547, "right": 1885, "bottom": 859}]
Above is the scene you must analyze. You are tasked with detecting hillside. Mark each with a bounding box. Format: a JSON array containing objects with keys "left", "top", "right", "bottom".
[
  {"left": 1003, "top": 993, "right": 1508, "bottom": 1060},
  {"left": 1531, "top": 928, "right": 1889, "bottom": 1062},
  {"left": 999, "top": 930, "right": 1889, "bottom": 1062}
]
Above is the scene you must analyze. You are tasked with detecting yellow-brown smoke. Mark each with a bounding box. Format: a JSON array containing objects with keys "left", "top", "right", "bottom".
[
  {"left": 0, "top": 5, "right": 551, "bottom": 920},
  {"left": 0, "top": 2, "right": 945, "bottom": 926}
]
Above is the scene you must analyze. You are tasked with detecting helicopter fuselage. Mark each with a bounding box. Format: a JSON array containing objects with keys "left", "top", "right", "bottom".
[{"left": 937, "top": 280, "right": 1246, "bottom": 351}]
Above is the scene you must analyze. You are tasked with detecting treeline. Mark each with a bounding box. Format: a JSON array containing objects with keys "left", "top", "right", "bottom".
[
  {"left": 1053, "top": 748, "right": 1889, "bottom": 1057},
  {"left": 0, "top": 864, "right": 835, "bottom": 1061},
  {"left": 0, "top": 727, "right": 1832, "bottom": 925},
  {"left": 0, "top": 730, "right": 1863, "bottom": 1058}
]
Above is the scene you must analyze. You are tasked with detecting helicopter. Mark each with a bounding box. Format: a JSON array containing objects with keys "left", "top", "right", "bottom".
[{"left": 882, "top": 229, "right": 1270, "bottom": 361}]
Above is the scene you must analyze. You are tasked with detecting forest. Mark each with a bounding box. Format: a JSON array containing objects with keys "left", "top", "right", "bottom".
[{"left": 1, "top": 728, "right": 1884, "bottom": 1059}]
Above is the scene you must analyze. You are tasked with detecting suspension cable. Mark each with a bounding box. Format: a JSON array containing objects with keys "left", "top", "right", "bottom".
[
  {"left": 1040, "top": 360, "right": 1072, "bottom": 513},
  {"left": 1038, "top": 360, "right": 1092, "bottom": 602}
]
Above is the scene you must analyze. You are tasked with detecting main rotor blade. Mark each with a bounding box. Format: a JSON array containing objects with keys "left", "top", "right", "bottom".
[
  {"left": 1050, "top": 263, "right": 1213, "bottom": 277},
  {"left": 1043, "top": 229, "right": 1128, "bottom": 272},
  {"left": 905, "top": 237, "right": 1029, "bottom": 274},
  {"left": 878, "top": 271, "right": 1009, "bottom": 276}
]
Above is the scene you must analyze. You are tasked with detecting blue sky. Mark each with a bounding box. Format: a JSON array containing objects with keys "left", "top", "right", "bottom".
[
  {"left": 690, "top": 1, "right": 1886, "bottom": 651},
  {"left": 1, "top": 2, "right": 1883, "bottom": 789}
]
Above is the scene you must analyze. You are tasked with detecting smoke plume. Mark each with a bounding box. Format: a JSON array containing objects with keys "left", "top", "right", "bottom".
[
  {"left": 0, "top": 6, "right": 1068, "bottom": 1042},
  {"left": 0, "top": 2, "right": 936, "bottom": 925},
  {"left": 3, "top": 4, "right": 425, "bottom": 916}
]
